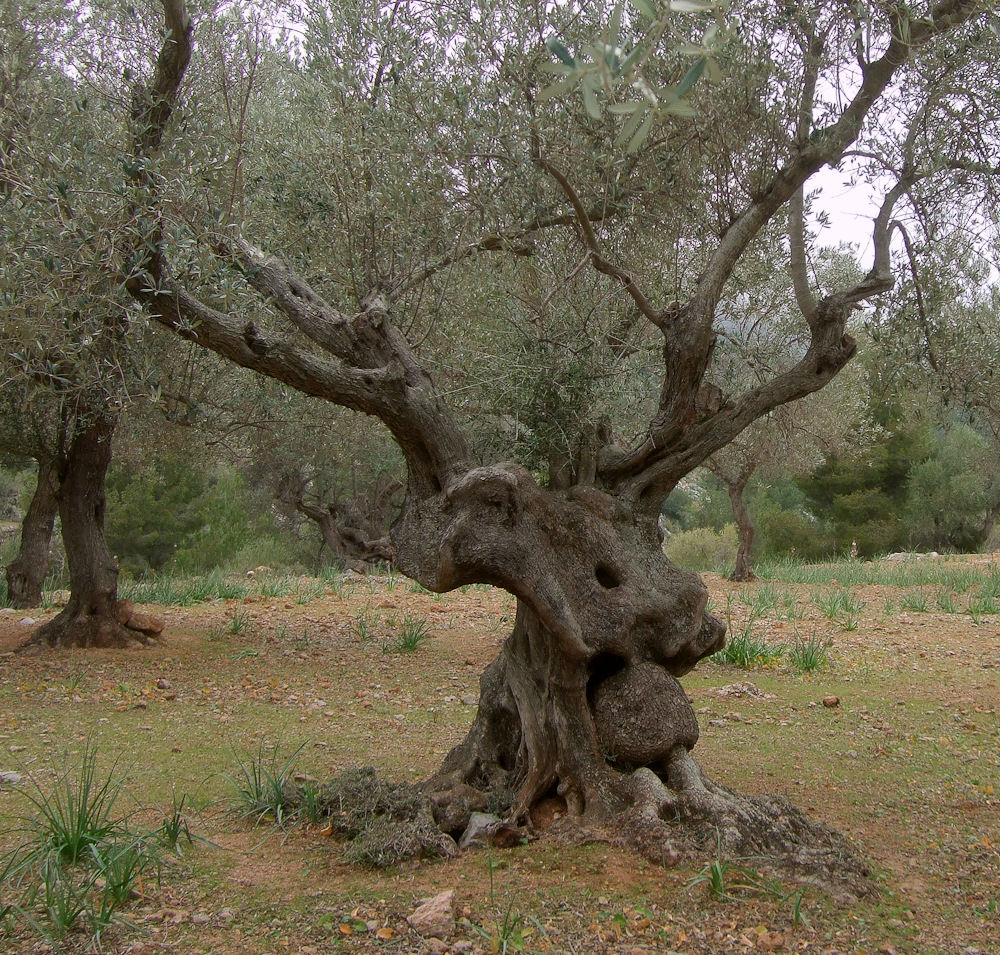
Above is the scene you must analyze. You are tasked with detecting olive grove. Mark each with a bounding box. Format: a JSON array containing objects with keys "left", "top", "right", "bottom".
[{"left": 8, "top": 0, "right": 1000, "bottom": 883}]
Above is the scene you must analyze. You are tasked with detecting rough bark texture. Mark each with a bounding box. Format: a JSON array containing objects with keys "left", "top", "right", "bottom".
[
  {"left": 5, "top": 455, "right": 59, "bottom": 609},
  {"left": 727, "top": 479, "right": 756, "bottom": 583},
  {"left": 28, "top": 415, "right": 155, "bottom": 649},
  {"left": 391, "top": 466, "right": 869, "bottom": 892}
]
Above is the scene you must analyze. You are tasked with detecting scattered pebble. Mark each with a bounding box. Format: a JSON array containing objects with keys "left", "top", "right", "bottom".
[{"left": 406, "top": 889, "right": 455, "bottom": 938}]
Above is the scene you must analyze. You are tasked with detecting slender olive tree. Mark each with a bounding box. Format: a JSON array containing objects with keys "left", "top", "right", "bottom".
[
  {"left": 116, "top": 0, "right": 1000, "bottom": 879},
  {"left": 704, "top": 249, "right": 872, "bottom": 579},
  {"left": 0, "top": 0, "right": 149, "bottom": 642}
]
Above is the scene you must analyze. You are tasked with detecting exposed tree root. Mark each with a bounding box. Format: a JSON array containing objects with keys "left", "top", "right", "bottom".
[
  {"left": 293, "top": 754, "right": 871, "bottom": 900},
  {"left": 22, "top": 598, "right": 163, "bottom": 650},
  {"left": 618, "top": 752, "right": 872, "bottom": 899}
]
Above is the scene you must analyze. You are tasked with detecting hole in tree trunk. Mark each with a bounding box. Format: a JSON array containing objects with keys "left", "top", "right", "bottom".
[
  {"left": 586, "top": 651, "right": 628, "bottom": 707},
  {"left": 529, "top": 784, "right": 567, "bottom": 830},
  {"left": 594, "top": 563, "right": 622, "bottom": 589}
]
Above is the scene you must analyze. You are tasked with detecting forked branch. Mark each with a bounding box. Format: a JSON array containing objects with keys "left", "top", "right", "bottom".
[
  {"left": 600, "top": 0, "right": 988, "bottom": 500},
  {"left": 534, "top": 154, "right": 667, "bottom": 329}
]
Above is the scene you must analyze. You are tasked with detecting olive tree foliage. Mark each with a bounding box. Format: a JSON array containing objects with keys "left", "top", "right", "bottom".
[
  {"left": 38, "top": 0, "right": 1000, "bottom": 878},
  {"left": 866, "top": 161, "right": 1000, "bottom": 550},
  {"left": 905, "top": 422, "right": 1000, "bottom": 550}
]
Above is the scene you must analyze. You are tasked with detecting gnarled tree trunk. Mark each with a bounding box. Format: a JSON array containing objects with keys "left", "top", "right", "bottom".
[
  {"left": 29, "top": 414, "right": 157, "bottom": 649},
  {"left": 398, "top": 469, "right": 716, "bottom": 812},
  {"left": 5, "top": 454, "right": 59, "bottom": 609},
  {"left": 389, "top": 466, "right": 868, "bottom": 890}
]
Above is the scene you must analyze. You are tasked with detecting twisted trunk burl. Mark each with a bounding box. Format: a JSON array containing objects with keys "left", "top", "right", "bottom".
[{"left": 391, "top": 466, "right": 869, "bottom": 891}]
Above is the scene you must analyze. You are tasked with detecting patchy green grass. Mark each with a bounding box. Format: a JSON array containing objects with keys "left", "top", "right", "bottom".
[{"left": 1, "top": 560, "right": 998, "bottom": 954}]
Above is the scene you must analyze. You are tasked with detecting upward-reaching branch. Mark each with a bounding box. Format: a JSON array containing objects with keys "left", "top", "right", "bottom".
[
  {"left": 534, "top": 154, "right": 668, "bottom": 329},
  {"left": 789, "top": 27, "right": 823, "bottom": 323},
  {"left": 131, "top": 0, "right": 192, "bottom": 156},
  {"left": 599, "top": 0, "right": 988, "bottom": 505},
  {"left": 695, "top": 0, "right": 984, "bottom": 313}
]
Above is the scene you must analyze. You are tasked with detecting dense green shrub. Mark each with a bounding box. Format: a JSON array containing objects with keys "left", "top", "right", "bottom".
[
  {"left": 904, "top": 425, "right": 996, "bottom": 552},
  {"left": 106, "top": 457, "right": 216, "bottom": 574},
  {"left": 798, "top": 413, "right": 930, "bottom": 558},
  {"left": 106, "top": 459, "right": 313, "bottom": 576},
  {"left": 754, "top": 508, "right": 830, "bottom": 562}
]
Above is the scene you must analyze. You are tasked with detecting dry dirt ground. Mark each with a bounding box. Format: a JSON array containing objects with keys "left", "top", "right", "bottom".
[{"left": 0, "top": 560, "right": 997, "bottom": 955}]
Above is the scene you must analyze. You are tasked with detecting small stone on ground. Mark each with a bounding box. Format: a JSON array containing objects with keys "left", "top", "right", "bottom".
[{"left": 406, "top": 889, "right": 455, "bottom": 938}]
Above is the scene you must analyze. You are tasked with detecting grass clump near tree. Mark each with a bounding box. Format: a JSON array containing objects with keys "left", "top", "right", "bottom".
[
  {"left": 0, "top": 743, "right": 195, "bottom": 949},
  {"left": 225, "top": 740, "right": 306, "bottom": 829},
  {"left": 786, "top": 633, "right": 831, "bottom": 673}
]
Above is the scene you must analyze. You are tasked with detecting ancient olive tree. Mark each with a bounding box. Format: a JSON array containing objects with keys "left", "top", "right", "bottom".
[{"left": 119, "top": 0, "right": 996, "bottom": 880}]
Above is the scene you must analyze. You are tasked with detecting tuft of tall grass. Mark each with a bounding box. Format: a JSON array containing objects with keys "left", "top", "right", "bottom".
[
  {"left": 712, "top": 592, "right": 782, "bottom": 667},
  {"left": 294, "top": 579, "right": 326, "bottom": 605},
  {"left": 812, "top": 589, "right": 863, "bottom": 630},
  {"left": 351, "top": 606, "right": 379, "bottom": 642},
  {"left": 786, "top": 633, "right": 830, "bottom": 672},
  {"left": 758, "top": 555, "right": 994, "bottom": 593},
  {"left": 711, "top": 631, "right": 784, "bottom": 668},
  {"left": 967, "top": 594, "right": 998, "bottom": 620},
  {"left": 740, "top": 583, "right": 780, "bottom": 615},
  {"left": 19, "top": 743, "right": 125, "bottom": 865},
  {"left": 686, "top": 853, "right": 780, "bottom": 902},
  {"left": 119, "top": 569, "right": 251, "bottom": 606},
  {"left": 228, "top": 608, "right": 253, "bottom": 635},
  {"left": 935, "top": 589, "right": 959, "bottom": 614},
  {"left": 382, "top": 614, "right": 431, "bottom": 654},
  {"left": 900, "top": 590, "right": 930, "bottom": 613},
  {"left": 225, "top": 741, "right": 305, "bottom": 828},
  {"left": 0, "top": 743, "right": 180, "bottom": 948}
]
